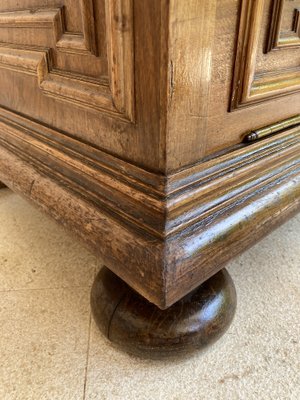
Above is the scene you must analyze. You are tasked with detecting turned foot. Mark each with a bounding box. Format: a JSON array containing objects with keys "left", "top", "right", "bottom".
[{"left": 91, "top": 267, "right": 237, "bottom": 358}]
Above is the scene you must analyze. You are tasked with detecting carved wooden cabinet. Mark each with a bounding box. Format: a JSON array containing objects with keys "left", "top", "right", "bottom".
[{"left": 0, "top": 1, "right": 299, "bottom": 358}]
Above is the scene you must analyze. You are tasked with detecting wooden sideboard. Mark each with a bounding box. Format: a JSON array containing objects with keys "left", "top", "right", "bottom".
[{"left": 0, "top": 0, "right": 299, "bottom": 357}]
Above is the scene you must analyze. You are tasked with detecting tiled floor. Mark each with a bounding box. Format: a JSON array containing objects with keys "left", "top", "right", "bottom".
[{"left": 0, "top": 188, "right": 299, "bottom": 400}]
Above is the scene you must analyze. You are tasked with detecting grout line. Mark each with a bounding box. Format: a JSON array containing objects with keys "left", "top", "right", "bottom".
[
  {"left": 82, "top": 262, "right": 99, "bottom": 400},
  {"left": 82, "top": 301, "right": 93, "bottom": 400},
  {"left": 0, "top": 285, "right": 93, "bottom": 293}
]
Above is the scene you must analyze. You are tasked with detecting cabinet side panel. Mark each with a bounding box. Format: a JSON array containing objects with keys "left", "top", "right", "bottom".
[{"left": 165, "top": 0, "right": 217, "bottom": 171}]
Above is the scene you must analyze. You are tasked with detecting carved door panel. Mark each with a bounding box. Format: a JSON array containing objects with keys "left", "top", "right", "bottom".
[
  {"left": 0, "top": 1, "right": 163, "bottom": 170},
  {"left": 231, "top": 0, "right": 300, "bottom": 109},
  {"left": 0, "top": 1, "right": 133, "bottom": 119},
  {"left": 209, "top": 0, "right": 300, "bottom": 155}
]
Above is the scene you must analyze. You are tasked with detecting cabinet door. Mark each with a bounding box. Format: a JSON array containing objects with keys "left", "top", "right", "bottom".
[
  {"left": 0, "top": 0, "right": 164, "bottom": 170},
  {"left": 166, "top": 0, "right": 300, "bottom": 170},
  {"left": 213, "top": 0, "right": 300, "bottom": 152},
  {"left": 232, "top": 0, "right": 300, "bottom": 108}
]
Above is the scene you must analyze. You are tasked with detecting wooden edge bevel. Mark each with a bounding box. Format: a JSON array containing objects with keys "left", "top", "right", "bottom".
[
  {"left": 0, "top": 144, "right": 166, "bottom": 307},
  {"left": 0, "top": 108, "right": 299, "bottom": 308}
]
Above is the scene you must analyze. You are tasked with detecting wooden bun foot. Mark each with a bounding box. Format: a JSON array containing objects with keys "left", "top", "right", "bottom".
[{"left": 91, "top": 267, "right": 237, "bottom": 358}]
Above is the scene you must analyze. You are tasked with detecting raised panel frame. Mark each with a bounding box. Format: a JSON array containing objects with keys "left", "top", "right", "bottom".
[
  {"left": 267, "top": 0, "right": 300, "bottom": 51},
  {"left": 231, "top": 0, "right": 300, "bottom": 110},
  {"left": 0, "top": 0, "right": 135, "bottom": 121}
]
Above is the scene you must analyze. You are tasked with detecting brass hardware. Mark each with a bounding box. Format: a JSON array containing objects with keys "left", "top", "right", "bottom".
[{"left": 245, "top": 115, "right": 300, "bottom": 142}]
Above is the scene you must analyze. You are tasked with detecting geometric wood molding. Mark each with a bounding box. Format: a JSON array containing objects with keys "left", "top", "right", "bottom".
[
  {"left": 231, "top": 0, "right": 300, "bottom": 110},
  {"left": 0, "top": 107, "right": 299, "bottom": 307},
  {"left": 0, "top": 0, "right": 135, "bottom": 122},
  {"left": 104, "top": 0, "right": 135, "bottom": 121},
  {"left": 267, "top": 0, "right": 300, "bottom": 52},
  {"left": 0, "top": 3, "right": 97, "bottom": 55}
]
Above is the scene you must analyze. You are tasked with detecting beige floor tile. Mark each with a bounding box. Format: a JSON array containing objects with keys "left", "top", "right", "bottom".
[
  {"left": 0, "top": 189, "right": 97, "bottom": 291},
  {"left": 0, "top": 287, "right": 91, "bottom": 400},
  {"left": 85, "top": 215, "right": 300, "bottom": 400},
  {"left": 0, "top": 190, "right": 299, "bottom": 400}
]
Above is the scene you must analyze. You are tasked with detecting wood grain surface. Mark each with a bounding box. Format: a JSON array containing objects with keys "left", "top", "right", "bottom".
[
  {"left": 0, "top": 0, "right": 299, "bottom": 309},
  {"left": 91, "top": 267, "right": 237, "bottom": 358}
]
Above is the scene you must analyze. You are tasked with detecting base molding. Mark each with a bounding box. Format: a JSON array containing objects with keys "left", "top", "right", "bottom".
[{"left": 0, "top": 107, "right": 299, "bottom": 308}]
